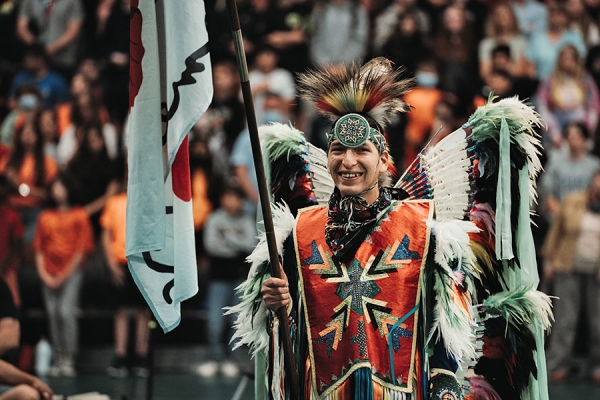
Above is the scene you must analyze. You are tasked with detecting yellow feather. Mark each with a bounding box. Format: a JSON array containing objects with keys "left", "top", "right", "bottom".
[
  {"left": 354, "top": 89, "right": 369, "bottom": 111},
  {"left": 471, "top": 242, "right": 495, "bottom": 278}
]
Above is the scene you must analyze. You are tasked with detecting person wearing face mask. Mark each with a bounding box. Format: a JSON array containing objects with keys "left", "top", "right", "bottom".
[
  {"left": 1, "top": 85, "right": 42, "bottom": 146},
  {"left": 261, "top": 91, "right": 290, "bottom": 125},
  {"left": 229, "top": 91, "right": 291, "bottom": 217},
  {"left": 248, "top": 45, "right": 296, "bottom": 126},
  {"left": 227, "top": 58, "right": 553, "bottom": 400},
  {"left": 402, "top": 61, "right": 443, "bottom": 169}
]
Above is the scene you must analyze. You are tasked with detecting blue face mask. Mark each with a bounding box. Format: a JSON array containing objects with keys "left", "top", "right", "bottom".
[
  {"left": 19, "top": 94, "right": 39, "bottom": 110},
  {"left": 415, "top": 71, "right": 439, "bottom": 88},
  {"left": 263, "top": 110, "right": 287, "bottom": 124}
]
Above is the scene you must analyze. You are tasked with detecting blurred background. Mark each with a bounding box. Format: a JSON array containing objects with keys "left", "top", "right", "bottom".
[{"left": 1, "top": 0, "right": 600, "bottom": 398}]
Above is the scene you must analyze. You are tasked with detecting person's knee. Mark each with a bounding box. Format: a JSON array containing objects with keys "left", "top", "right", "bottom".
[{"left": 3, "top": 384, "right": 41, "bottom": 400}]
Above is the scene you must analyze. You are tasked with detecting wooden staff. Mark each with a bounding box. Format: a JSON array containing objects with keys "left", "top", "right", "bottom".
[{"left": 224, "top": 0, "right": 300, "bottom": 398}]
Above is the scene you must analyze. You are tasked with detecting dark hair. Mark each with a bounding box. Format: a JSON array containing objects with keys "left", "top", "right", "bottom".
[
  {"left": 399, "top": 11, "right": 419, "bottom": 28},
  {"left": 66, "top": 120, "right": 108, "bottom": 171},
  {"left": 213, "top": 59, "right": 238, "bottom": 75},
  {"left": 221, "top": 180, "right": 246, "bottom": 199},
  {"left": 491, "top": 44, "right": 511, "bottom": 58},
  {"left": 417, "top": 59, "right": 438, "bottom": 72},
  {"left": 548, "top": 2, "right": 567, "bottom": 15},
  {"left": 15, "top": 83, "right": 42, "bottom": 99},
  {"left": 38, "top": 108, "right": 58, "bottom": 142},
  {"left": 255, "top": 43, "right": 278, "bottom": 57},
  {"left": 7, "top": 115, "right": 46, "bottom": 187},
  {"left": 70, "top": 92, "right": 101, "bottom": 127},
  {"left": 264, "top": 90, "right": 283, "bottom": 99},
  {"left": 564, "top": 121, "right": 590, "bottom": 139},
  {"left": 23, "top": 43, "right": 49, "bottom": 63},
  {"left": 0, "top": 175, "right": 13, "bottom": 203},
  {"left": 48, "top": 173, "right": 80, "bottom": 207}
]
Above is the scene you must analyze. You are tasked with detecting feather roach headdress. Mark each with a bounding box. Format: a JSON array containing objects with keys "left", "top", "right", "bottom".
[{"left": 298, "top": 58, "right": 413, "bottom": 151}]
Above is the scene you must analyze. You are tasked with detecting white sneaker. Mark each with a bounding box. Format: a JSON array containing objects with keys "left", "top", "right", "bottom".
[
  {"left": 47, "top": 365, "right": 62, "bottom": 377},
  {"left": 220, "top": 361, "right": 240, "bottom": 378},
  {"left": 61, "top": 364, "right": 77, "bottom": 377},
  {"left": 60, "top": 359, "right": 77, "bottom": 378},
  {"left": 196, "top": 361, "right": 219, "bottom": 378}
]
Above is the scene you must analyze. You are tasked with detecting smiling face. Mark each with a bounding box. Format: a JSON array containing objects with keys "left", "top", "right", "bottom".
[{"left": 327, "top": 140, "right": 389, "bottom": 204}]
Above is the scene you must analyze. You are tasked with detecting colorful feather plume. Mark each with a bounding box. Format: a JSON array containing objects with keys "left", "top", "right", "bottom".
[
  {"left": 259, "top": 123, "right": 334, "bottom": 208},
  {"left": 398, "top": 95, "right": 549, "bottom": 399},
  {"left": 467, "top": 96, "right": 543, "bottom": 202},
  {"left": 297, "top": 58, "right": 413, "bottom": 127},
  {"left": 481, "top": 287, "right": 554, "bottom": 332},
  {"left": 475, "top": 317, "right": 538, "bottom": 400}
]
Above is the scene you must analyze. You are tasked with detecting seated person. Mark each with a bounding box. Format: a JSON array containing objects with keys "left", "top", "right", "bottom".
[{"left": 0, "top": 358, "right": 52, "bottom": 400}]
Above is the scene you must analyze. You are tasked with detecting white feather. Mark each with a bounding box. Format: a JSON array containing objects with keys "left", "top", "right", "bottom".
[
  {"left": 305, "top": 145, "right": 335, "bottom": 203},
  {"left": 428, "top": 220, "right": 479, "bottom": 277},
  {"left": 225, "top": 202, "right": 296, "bottom": 357},
  {"left": 259, "top": 122, "right": 305, "bottom": 142},
  {"left": 429, "top": 284, "right": 476, "bottom": 364},
  {"left": 525, "top": 290, "right": 554, "bottom": 331},
  {"left": 426, "top": 219, "right": 480, "bottom": 363}
]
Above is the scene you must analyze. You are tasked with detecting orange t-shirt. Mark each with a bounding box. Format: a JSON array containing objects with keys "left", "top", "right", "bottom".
[
  {"left": 404, "top": 88, "right": 444, "bottom": 146},
  {"left": 192, "top": 169, "right": 212, "bottom": 230},
  {"left": 33, "top": 207, "right": 95, "bottom": 276},
  {"left": 100, "top": 193, "right": 127, "bottom": 265},
  {"left": 403, "top": 88, "right": 444, "bottom": 168},
  {"left": 0, "top": 154, "right": 59, "bottom": 209}
]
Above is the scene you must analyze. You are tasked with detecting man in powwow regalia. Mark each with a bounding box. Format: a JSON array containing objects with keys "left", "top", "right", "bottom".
[{"left": 227, "top": 58, "right": 554, "bottom": 400}]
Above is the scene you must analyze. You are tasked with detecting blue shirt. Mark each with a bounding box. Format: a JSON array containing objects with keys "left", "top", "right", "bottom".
[
  {"left": 525, "top": 29, "right": 587, "bottom": 79},
  {"left": 230, "top": 129, "right": 258, "bottom": 216},
  {"left": 9, "top": 70, "right": 69, "bottom": 109},
  {"left": 511, "top": 0, "right": 548, "bottom": 38}
]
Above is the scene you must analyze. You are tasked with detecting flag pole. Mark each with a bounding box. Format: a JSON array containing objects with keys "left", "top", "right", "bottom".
[{"left": 225, "top": 0, "right": 300, "bottom": 398}]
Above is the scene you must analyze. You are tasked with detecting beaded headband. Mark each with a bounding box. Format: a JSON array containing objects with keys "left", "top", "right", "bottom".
[{"left": 327, "top": 113, "right": 387, "bottom": 152}]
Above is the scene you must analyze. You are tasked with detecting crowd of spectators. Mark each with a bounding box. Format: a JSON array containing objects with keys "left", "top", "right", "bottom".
[{"left": 0, "top": 0, "right": 600, "bottom": 389}]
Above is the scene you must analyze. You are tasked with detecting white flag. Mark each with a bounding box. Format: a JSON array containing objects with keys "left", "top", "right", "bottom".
[{"left": 127, "top": 0, "right": 213, "bottom": 332}]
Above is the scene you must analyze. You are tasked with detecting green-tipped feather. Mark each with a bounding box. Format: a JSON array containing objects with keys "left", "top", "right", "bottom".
[
  {"left": 467, "top": 96, "right": 544, "bottom": 201},
  {"left": 428, "top": 269, "right": 475, "bottom": 363},
  {"left": 482, "top": 286, "right": 554, "bottom": 331},
  {"left": 259, "top": 123, "right": 306, "bottom": 162}
]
